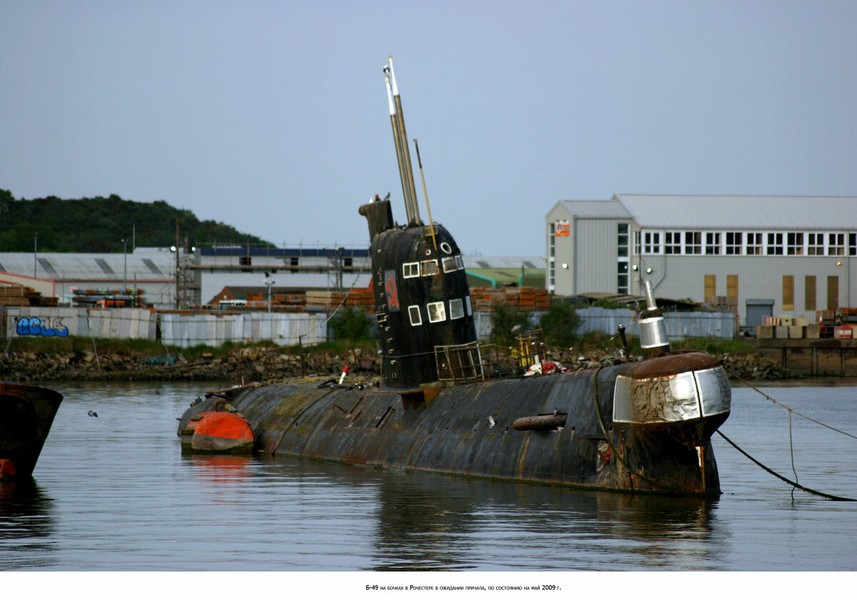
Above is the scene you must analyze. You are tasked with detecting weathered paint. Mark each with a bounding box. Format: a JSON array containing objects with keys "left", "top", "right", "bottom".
[
  {"left": 0, "top": 381, "right": 63, "bottom": 480},
  {"left": 178, "top": 352, "right": 730, "bottom": 496},
  {"left": 180, "top": 410, "right": 255, "bottom": 454}
]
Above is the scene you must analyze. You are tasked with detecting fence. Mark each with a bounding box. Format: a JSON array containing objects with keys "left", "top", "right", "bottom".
[{"left": 2, "top": 306, "right": 735, "bottom": 349}]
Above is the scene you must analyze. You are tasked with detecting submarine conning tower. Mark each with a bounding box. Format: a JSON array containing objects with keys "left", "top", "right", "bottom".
[
  {"left": 357, "top": 56, "right": 478, "bottom": 388},
  {"left": 359, "top": 199, "right": 478, "bottom": 388}
]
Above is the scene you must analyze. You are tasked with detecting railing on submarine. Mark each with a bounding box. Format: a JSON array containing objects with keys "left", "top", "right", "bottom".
[{"left": 434, "top": 329, "right": 547, "bottom": 385}]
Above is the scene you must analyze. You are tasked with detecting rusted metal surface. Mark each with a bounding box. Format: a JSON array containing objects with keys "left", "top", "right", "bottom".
[
  {"left": 512, "top": 413, "right": 567, "bottom": 431},
  {"left": 178, "top": 356, "right": 731, "bottom": 496},
  {"left": 1, "top": 381, "right": 63, "bottom": 480}
]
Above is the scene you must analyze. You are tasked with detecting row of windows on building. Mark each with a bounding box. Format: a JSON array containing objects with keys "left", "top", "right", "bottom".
[
  {"left": 407, "top": 295, "right": 472, "bottom": 327},
  {"left": 635, "top": 230, "right": 857, "bottom": 257}
]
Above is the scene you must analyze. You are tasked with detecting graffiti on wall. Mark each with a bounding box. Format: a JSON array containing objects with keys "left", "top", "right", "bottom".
[{"left": 15, "top": 316, "right": 70, "bottom": 338}]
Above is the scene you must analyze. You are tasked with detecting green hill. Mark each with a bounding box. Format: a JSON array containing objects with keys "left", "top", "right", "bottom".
[{"left": 0, "top": 189, "right": 271, "bottom": 252}]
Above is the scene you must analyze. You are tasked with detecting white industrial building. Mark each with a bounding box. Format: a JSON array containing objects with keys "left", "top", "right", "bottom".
[{"left": 546, "top": 195, "right": 857, "bottom": 328}]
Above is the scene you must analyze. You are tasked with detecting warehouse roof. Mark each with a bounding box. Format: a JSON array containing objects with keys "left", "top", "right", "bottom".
[
  {"left": 614, "top": 194, "right": 857, "bottom": 230},
  {"left": 0, "top": 249, "right": 175, "bottom": 281}
]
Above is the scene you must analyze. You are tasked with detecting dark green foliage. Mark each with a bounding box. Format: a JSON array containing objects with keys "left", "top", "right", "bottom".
[
  {"left": 489, "top": 302, "right": 532, "bottom": 349},
  {"left": 0, "top": 190, "right": 271, "bottom": 252},
  {"left": 329, "top": 307, "right": 374, "bottom": 342},
  {"left": 538, "top": 299, "right": 581, "bottom": 348}
]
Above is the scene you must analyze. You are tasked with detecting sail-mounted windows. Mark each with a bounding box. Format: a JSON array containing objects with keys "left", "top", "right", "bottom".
[
  {"left": 449, "top": 298, "right": 464, "bottom": 320},
  {"left": 442, "top": 256, "right": 459, "bottom": 273},
  {"left": 420, "top": 259, "right": 439, "bottom": 276},
  {"left": 427, "top": 301, "right": 446, "bottom": 323}
]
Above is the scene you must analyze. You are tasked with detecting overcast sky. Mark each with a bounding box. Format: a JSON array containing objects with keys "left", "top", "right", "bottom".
[{"left": 2, "top": 1, "right": 855, "bottom": 257}]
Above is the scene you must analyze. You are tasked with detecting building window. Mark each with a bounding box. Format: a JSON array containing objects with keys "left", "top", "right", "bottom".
[
  {"left": 725, "top": 232, "right": 743, "bottom": 255},
  {"left": 634, "top": 230, "right": 641, "bottom": 255},
  {"left": 465, "top": 295, "right": 473, "bottom": 316},
  {"left": 705, "top": 232, "right": 721, "bottom": 255},
  {"left": 403, "top": 262, "right": 420, "bottom": 278},
  {"left": 427, "top": 301, "right": 446, "bottom": 323},
  {"left": 807, "top": 233, "right": 824, "bottom": 255},
  {"left": 617, "top": 262, "right": 629, "bottom": 294},
  {"left": 849, "top": 233, "right": 857, "bottom": 256},
  {"left": 746, "top": 232, "right": 763, "bottom": 255},
  {"left": 643, "top": 231, "right": 661, "bottom": 254},
  {"left": 617, "top": 223, "right": 629, "bottom": 258},
  {"left": 421, "top": 259, "right": 439, "bottom": 276},
  {"left": 787, "top": 232, "right": 804, "bottom": 255},
  {"left": 782, "top": 275, "right": 794, "bottom": 311},
  {"left": 449, "top": 298, "right": 464, "bottom": 320},
  {"left": 408, "top": 305, "right": 422, "bottom": 326},
  {"left": 665, "top": 231, "right": 681, "bottom": 255},
  {"left": 442, "top": 256, "right": 459, "bottom": 273},
  {"left": 805, "top": 275, "right": 817, "bottom": 311},
  {"left": 685, "top": 231, "right": 702, "bottom": 254},
  {"left": 828, "top": 233, "right": 845, "bottom": 255},
  {"left": 767, "top": 233, "right": 784, "bottom": 255}
]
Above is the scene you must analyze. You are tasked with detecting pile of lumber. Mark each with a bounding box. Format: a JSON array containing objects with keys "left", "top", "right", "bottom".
[
  {"left": 0, "top": 285, "right": 57, "bottom": 307},
  {"left": 470, "top": 286, "right": 551, "bottom": 312},
  {"left": 305, "top": 287, "right": 375, "bottom": 311}
]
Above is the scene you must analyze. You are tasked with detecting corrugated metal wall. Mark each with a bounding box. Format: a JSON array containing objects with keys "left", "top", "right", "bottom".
[{"left": 4, "top": 306, "right": 735, "bottom": 348}]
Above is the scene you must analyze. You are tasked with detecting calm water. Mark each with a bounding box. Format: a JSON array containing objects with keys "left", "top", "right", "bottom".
[{"left": 1, "top": 380, "right": 856, "bottom": 575}]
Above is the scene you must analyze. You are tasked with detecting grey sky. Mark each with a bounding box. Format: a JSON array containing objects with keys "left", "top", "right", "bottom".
[{"left": 1, "top": 1, "right": 855, "bottom": 256}]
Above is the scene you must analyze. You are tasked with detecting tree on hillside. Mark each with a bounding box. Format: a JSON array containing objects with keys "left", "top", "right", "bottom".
[{"left": 0, "top": 190, "right": 271, "bottom": 252}]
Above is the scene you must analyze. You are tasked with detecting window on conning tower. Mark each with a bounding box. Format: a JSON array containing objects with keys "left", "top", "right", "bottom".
[{"left": 427, "top": 301, "right": 446, "bottom": 323}]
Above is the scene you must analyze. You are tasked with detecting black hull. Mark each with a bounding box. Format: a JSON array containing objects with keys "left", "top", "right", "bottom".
[
  {"left": 0, "top": 382, "right": 63, "bottom": 480},
  {"left": 179, "top": 352, "right": 730, "bottom": 497}
]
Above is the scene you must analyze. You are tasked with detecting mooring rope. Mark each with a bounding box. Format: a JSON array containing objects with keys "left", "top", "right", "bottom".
[
  {"left": 719, "top": 371, "right": 857, "bottom": 502},
  {"left": 715, "top": 430, "right": 856, "bottom": 502},
  {"left": 730, "top": 373, "right": 857, "bottom": 441}
]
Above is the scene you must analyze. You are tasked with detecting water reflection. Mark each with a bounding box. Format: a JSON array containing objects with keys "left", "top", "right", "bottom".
[
  {"left": 0, "top": 480, "right": 57, "bottom": 570},
  {"left": 367, "top": 472, "right": 719, "bottom": 570},
  {"left": 180, "top": 450, "right": 723, "bottom": 571}
]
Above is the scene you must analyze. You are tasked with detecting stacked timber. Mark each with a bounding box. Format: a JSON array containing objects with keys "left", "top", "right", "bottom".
[
  {"left": 305, "top": 287, "right": 375, "bottom": 312},
  {"left": 0, "top": 285, "right": 56, "bottom": 307},
  {"left": 470, "top": 286, "right": 551, "bottom": 312}
]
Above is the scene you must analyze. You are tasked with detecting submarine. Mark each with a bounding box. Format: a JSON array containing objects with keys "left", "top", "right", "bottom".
[{"left": 178, "top": 57, "right": 731, "bottom": 496}]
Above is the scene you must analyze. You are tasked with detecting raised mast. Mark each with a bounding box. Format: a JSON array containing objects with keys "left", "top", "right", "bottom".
[{"left": 384, "top": 56, "right": 421, "bottom": 225}]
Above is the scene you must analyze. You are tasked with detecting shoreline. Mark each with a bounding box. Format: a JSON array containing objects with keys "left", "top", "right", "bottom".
[{"left": 3, "top": 342, "right": 854, "bottom": 386}]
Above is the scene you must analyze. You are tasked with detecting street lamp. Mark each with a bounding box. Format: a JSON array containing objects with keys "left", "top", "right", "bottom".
[
  {"left": 121, "top": 238, "right": 127, "bottom": 296},
  {"left": 264, "top": 272, "right": 275, "bottom": 313},
  {"left": 170, "top": 244, "right": 179, "bottom": 309}
]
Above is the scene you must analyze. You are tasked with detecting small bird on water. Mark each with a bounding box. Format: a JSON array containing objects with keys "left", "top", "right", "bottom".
[{"left": 88, "top": 410, "right": 98, "bottom": 418}]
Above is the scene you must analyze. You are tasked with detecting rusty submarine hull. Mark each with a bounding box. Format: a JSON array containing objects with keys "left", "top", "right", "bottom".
[
  {"left": 177, "top": 56, "right": 731, "bottom": 496},
  {"left": 179, "top": 350, "right": 730, "bottom": 495}
]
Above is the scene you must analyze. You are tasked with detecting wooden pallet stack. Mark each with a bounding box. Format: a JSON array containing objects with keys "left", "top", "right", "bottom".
[
  {"left": 0, "top": 285, "right": 57, "bottom": 307},
  {"left": 470, "top": 287, "right": 551, "bottom": 312},
  {"left": 305, "top": 287, "right": 376, "bottom": 312}
]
